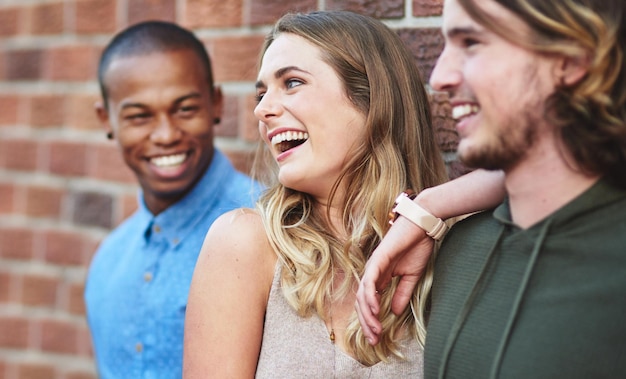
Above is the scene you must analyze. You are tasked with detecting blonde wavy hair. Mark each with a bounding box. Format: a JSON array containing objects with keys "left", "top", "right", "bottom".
[
  {"left": 252, "top": 11, "right": 448, "bottom": 365},
  {"left": 459, "top": 0, "right": 626, "bottom": 188}
]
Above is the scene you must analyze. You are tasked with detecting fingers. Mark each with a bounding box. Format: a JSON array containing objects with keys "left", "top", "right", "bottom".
[
  {"left": 355, "top": 265, "right": 385, "bottom": 345},
  {"left": 355, "top": 290, "right": 382, "bottom": 345},
  {"left": 390, "top": 275, "right": 419, "bottom": 315}
]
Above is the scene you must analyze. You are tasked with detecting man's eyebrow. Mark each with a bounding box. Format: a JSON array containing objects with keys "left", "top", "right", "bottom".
[
  {"left": 255, "top": 66, "right": 310, "bottom": 89},
  {"left": 120, "top": 102, "right": 147, "bottom": 110},
  {"left": 119, "top": 93, "right": 201, "bottom": 110},
  {"left": 173, "top": 93, "right": 202, "bottom": 104},
  {"left": 445, "top": 26, "right": 483, "bottom": 39}
]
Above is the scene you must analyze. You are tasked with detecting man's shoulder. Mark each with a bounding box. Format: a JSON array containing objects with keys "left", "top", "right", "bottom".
[
  {"left": 445, "top": 209, "right": 500, "bottom": 244},
  {"left": 93, "top": 211, "right": 145, "bottom": 255}
]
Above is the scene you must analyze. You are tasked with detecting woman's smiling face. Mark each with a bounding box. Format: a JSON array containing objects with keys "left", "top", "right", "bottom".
[{"left": 254, "top": 33, "right": 367, "bottom": 203}]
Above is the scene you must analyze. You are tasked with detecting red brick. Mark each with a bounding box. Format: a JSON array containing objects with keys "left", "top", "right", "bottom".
[
  {"left": 0, "top": 49, "right": 6, "bottom": 81},
  {"left": 47, "top": 141, "right": 88, "bottom": 177},
  {"left": 75, "top": 0, "right": 117, "bottom": 34},
  {"left": 396, "top": 27, "right": 444, "bottom": 81},
  {"left": 430, "top": 91, "right": 458, "bottom": 152},
  {"left": 215, "top": 94, "right": 239, "bottom": 139},
  {"left": 211, "top": 35, "right": 265, "bottom": 82},
  {"left": 16, "top": 362, "right": 56, "bottom": 379},
  {"left": 0, "top": 94, "right": 19, "bottom": 126},
  {"left": 40, "top": 319, "right": 80, "bottom": 354},
  {"left": 65, "top": 370, "right": 97, "bottom": 379},
  {"left": 67, "top": 282, "right": 86, "bottom": 316},
  {"left": 21, "top": 274, "right": 58, "bottom": 308},
  {"left": 326, "top": 0, "right": 404, "bottom": 18},
  {"left": 90, "top": 144, "right": 135, "bottom": 183},
  {"left": 243, "top": 94, "right": 261, "bottom": 143},
  {"left": 5, "top": 49, "right": 43, "bottom": 81},
  {"left": 24, "top": 185, "right": 64, "bottom": 218},
  {"left": 65, "top": 93, "right": 102, "bottom": 131},
  {"left": 76, "top": 323, "right": 94, "bottom": 357},
  {"left": 413, "top": 0, "right": 443, "bottom": 17},
  {"left": 0, "top": 138, "right": 39, "bottom": 171},
  {"left": 28, "top": 94, "right": 65, "bottom": 127},
  {"left": 82, "top": 237, "right": 100, "bottom": 263},
  {"left": 44, "top": 45, "right": 99, "bottom": 81},
  {"left": 447, "top": 160, "right": 472, "bottom": 180},
  {"left": 0, "top": 271, "right": 10, "bottom": 302},
  {"left": 184, "top": 0, "right": 243, "bottom": 28},
  {"left": 0, "top": 7, "right": 19, "bottom": 37},
  {"left": 71, "top": 191, "right": 113, "bottom": 229},
  {"left": 0, "top": 316, "right": 29, "bottom": 348},
  {"left": 0, "top": 228, "right": 34, "bottom": 260},
  {"left": 127, "top": 0, "right": 176, "bottom": 25},
  {"left": 43, "top": 230, "right": 87, "bottom": 266},
  {"left": 30, "top": 2, "right": 64, "bottom": 35},
  {"left": 249, "top": 0, "right": 316, "bottom": 26},
  {"left": 0, "top": 183, "right": 15, "bottom": 214}
]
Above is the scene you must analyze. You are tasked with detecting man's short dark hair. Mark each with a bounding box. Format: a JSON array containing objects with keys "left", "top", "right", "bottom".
[{"left": 98, "top": 21, "right": 215, "bottom": 106}]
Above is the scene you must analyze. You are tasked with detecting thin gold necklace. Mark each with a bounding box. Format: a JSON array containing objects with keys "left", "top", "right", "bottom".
[{"left": 329, "top": 275, "right": 336, "bottom": 343}]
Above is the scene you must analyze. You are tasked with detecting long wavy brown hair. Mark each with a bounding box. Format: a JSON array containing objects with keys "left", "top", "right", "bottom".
[{"left": 252, "top": 11, "right": 448, "bottom": 365}]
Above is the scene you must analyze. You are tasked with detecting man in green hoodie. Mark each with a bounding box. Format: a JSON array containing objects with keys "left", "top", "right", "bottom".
[{"left": 356, "top": 0, "right": 626, "bottom": 378}]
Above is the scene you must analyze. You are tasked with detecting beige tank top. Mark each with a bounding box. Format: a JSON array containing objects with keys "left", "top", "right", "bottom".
[{"left": 255, "top": 263, "right": 424, "bottom": 378}]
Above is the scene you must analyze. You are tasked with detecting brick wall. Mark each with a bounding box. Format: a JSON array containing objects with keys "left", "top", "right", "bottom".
[{"left": 0, "top": 0, "right": 458, "bottom": 377}]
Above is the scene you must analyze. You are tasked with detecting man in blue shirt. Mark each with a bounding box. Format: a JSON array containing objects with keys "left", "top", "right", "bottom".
[{"left": 84, "top": 21, "right": 261, "bottom": 378}]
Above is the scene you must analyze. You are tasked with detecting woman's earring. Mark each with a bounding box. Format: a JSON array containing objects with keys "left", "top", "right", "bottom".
[
  {"left": 106, "top": 132, "right": 114, "bottom": 140},
  {"left": 213, "top": 117, "right": 221, "bottom": 124}
]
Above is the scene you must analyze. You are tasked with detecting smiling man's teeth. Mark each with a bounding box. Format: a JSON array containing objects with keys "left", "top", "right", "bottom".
[
  {"left": 452, "top": 104, "right": 480, "bottom": 120},
  {"left": 271, "top": 131, "right": 309, "bottom": 146},
  {"left": 151, "top": 153, "right": 187, "bottom": 167}
]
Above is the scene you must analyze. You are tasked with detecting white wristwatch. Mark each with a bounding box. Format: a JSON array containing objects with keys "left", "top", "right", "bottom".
[{"left": 389, "top": 191, "right": 448, "bottom": 241}]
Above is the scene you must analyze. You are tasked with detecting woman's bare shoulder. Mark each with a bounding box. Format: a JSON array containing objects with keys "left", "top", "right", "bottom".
[{"left": 202, "top": 207, "right": 275, "bottom": 269}]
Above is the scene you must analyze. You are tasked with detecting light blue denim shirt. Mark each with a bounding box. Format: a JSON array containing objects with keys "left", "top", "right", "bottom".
[{"left": 85, "top": 150, "right": 261, "bottom": 379}]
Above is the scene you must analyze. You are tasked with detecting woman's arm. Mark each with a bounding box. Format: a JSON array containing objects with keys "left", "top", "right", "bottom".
[
  {"left": 183, "top": 209, "right": 276, "bottom": 378},
  {"left": 355, "top": 169, "right": 505, "bottom": 345}
]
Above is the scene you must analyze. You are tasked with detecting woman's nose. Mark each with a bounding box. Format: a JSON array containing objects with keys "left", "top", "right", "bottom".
[{"left": 254, "top": 90, "right": 282, "bottom": 122}]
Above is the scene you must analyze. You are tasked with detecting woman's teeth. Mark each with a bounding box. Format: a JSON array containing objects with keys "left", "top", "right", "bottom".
[
  {"left": 271, "top": 131, "right": 309, "bottom": 153},
  {"left": 271, "top": 131, "right": 309, "bottom": 145}
]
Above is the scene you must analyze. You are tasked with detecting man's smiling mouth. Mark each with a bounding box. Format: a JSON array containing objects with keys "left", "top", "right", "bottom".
[
  {"left": 452, "top": 104, "right": 479, "bottom": 121},
  {"left": 150, "top": 153, "right": 187, "bottom": 167}
]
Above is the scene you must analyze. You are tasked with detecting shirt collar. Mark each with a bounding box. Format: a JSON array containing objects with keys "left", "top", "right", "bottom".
[
  {"left": 135, "top": 150, "right": 234, "bottom": 244},
  {"left": 493, "top": 178, "right": 625, "bottom": 230}
]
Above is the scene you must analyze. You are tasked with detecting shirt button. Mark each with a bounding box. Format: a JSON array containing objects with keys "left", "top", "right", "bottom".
[
  {"left": 154, "top": 225, "right": 161, "bottom": 233},
  {"left": 144, "top": 272, "right": 153, "bottom": 282},
  {"left": 173, "top": 238, "right": 180, "bottom": 244},
  {"left": 135, "top": 342, "right": 143, "bottom": 353}
]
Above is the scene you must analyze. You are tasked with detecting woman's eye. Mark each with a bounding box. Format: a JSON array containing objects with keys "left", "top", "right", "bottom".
[
  {"left": 286, "top": 78, "right": 303, "bottom": 89},
  {"left": 256, "top": 92, "right": 265, "bottom": 103}
]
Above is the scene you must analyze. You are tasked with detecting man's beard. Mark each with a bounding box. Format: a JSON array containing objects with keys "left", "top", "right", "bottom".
[{"left": 460, "top": 109, "right": 540, "bottom": 171}]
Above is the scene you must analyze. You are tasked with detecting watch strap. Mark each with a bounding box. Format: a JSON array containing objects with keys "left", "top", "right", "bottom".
[{"left": 390, "top": 192, "right": 448, "bottom": 240}]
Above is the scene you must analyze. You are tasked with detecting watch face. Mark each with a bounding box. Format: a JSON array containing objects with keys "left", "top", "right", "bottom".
[{"left": 389, "top": 190, "right": 415, "bottom": 225}]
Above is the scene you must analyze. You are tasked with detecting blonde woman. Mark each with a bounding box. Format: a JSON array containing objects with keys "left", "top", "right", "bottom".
[{"left": 183, "top": 10, "right": 503, "bottom": 378}]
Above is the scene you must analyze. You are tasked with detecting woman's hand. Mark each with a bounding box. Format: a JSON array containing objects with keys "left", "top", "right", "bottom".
[{"left": 355, "top": 217, "right": 434, "bottom": 345}]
